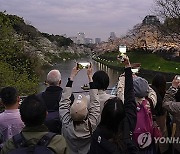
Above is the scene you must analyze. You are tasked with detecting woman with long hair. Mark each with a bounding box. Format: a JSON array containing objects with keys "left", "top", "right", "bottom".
[{"left": 151, "top": 74, "right": 169, "bottom": 153}]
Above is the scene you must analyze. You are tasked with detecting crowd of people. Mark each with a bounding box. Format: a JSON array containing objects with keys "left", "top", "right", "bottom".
[{"left": 0, "top": 56, "right": 179, "bottom": 154}]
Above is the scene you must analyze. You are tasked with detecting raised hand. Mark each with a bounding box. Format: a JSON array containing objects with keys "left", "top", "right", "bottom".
[
  {"left": 117, "top": 55, "right": 131, "bottom": 68},
  {"left": 172, "top": 75, "right": 180, "bottom": 88},
  {"left": 87, "top": 63, "right": 93, "bottom": 82},
  {"left": 70, "top": 65, "right": 80, "bottom": 81}
]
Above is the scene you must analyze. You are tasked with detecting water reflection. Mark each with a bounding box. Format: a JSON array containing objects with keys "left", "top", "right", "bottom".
[
  {"left": 93, "top": 60, "right": 122, "bottom": 89},
  {"left": 39, "top": 58, "right": 174, "bottom": 93}
]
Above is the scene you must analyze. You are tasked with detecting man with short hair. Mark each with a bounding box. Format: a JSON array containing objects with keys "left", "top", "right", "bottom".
[
  {"left": 0, "top": 87, "right": 24, "bottom": 147},
  {"left": 37, "top": 69, "right": 63, "bottom": 134},
  {"left": 41, "top": 69, "right": 62, "bottom": 111},
  {"left": 1, "top": 94, "right": 68, "bottom": 154},
  {"left": 86, "top": 70, "right": 115, "bottom": 117}
]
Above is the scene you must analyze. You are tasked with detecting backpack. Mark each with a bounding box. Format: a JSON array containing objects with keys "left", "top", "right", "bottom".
[
  {"left": 8, "top": 132, "right": 56, "bottom": 154},
  {"left": 133, "top": 99, "right": 154, "bottom": 149}
]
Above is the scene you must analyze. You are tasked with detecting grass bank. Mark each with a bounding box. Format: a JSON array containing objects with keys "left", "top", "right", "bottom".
[{"left": 94, "top": 51, "right": 180, "bottom": 74}]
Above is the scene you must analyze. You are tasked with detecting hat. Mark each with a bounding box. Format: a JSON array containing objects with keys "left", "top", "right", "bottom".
[
  {"left": 70, "top": 94, "right": 88, "bottom": 121},
  {"left": 133, "top": 77, "right": 149, "bottom": 98}
]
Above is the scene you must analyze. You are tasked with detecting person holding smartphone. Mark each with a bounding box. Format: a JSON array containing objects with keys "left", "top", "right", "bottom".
[
  {"left": 88, "top": 55, "right": 138, "bottom": 154},
  {"left": 59, "top": 64, "right": 100, "bottom": 154},
  {"left": 163, "top": 75, "right": 180, "bottom": 154}
]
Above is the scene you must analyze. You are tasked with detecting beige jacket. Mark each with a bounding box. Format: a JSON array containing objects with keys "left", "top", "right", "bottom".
[
  {"left": 86, "top": 90, "right": 115, "bottom": 113},
  {"left": 59, "top": 87, "right": 100, "bottom": 154},
  {"left": 117, "top": 75, "right": 157, "bottom": 107},
  {"left": 163, "top": 86, "right": 180, "bottom": 152}
]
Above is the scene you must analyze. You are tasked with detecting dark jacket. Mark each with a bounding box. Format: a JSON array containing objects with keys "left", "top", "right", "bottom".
[
  {"left": 150, "top": 86, "right": 169, "bottom": 153},
  {"left": 88, "top": 126, "right": 122, "bottom": 154},
  {"left": 150, "top": 85, "right": 165, "bottom": 117},
  {"left": 88, "top": 67, "right": 137, "bottom": 154},
  {"left": 39, "top": 86, "right": 63, "bottom": 111},
  {"left": 37, "top": 86, "right": 63, "bottom": 134}
]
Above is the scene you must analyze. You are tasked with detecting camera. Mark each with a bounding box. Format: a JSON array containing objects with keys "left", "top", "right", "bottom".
[{"left": 77, "top": 62, "right": 90, "bottom": 69}]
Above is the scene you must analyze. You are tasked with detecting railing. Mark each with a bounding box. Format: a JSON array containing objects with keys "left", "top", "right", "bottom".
[{"left": 1, "top": 82, "right": 173, "bottom": 102}]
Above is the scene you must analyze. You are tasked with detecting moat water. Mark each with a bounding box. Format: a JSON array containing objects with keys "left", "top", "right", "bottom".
[
  {"left": 39, "top": 57, "right": 174, "bottom": 93},
  {"left": 39, "top": 57, "right": 122, "bottom": 93}
]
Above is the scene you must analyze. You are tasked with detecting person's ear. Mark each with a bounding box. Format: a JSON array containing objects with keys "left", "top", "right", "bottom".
[
  {"left": 59, "top": 80, "right": 61, "bottom": 85},
  {"left": 17, "top": 96, "right": 20, "bottom": 104},
  {"left": 44, "top": 80, "right": 48, "bottom": 85}
]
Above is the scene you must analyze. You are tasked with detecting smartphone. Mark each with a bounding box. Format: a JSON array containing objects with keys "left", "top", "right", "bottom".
[
  {"left": 119, "top": 46, "right": 126, "bottom": 54},
  {"left": 177, "top": 75, "right": 180, "bottom": 80},
  {"left": 77, "top": 62, "right": 90, "bottom": 69},
  {"left": 131, "top": 68, "right": 139, "bottom": 74}
]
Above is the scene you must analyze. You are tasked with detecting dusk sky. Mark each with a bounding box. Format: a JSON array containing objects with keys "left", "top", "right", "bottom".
[{"left": 0, "top": 0, "right": 155, "bottom": 41}]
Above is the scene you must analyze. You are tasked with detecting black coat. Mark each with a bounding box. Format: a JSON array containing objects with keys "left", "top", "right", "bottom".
[
  {"left": 39, "top": 86, "right": 63, "bottom": 111},
  {"left": 88, "top": 126, "right": 122, "bottom": 154},
  {"left": 37, "top": 86, "right": 63, "bottom": 134}
]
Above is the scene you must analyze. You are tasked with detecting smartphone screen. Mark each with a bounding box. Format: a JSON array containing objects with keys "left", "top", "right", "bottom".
[
  {"left": 78, "top": 62, "right": 90, "bottom": 68},
  {"left": 131, "top": 68, "right": 139, "bottom": 73},
  {"left": 119, "top": 46, "right": 126, "bottom": 54},
  {"left": 177, "top": 75, "right": 180, "bottom": 80}
]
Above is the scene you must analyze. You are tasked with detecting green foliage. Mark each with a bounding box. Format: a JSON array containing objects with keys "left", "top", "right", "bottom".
[
  {"left": 97, "top": 51, "right": 180, "bottom": 74},
  {"left": 15, "top": 23, "right": 40, "bottom": 40},
  {"left": 0, "top": 14, "right": 36, "bottom": 77},
  {"left": 6, "top": 14, "right": 41, "bottom": 40},
  {"left": 41, "top": 33, "right": 73, "bottom": 47},
  {"left": 4, "top": 13, "right": 73, "bottom": 46},
  {"left": 0, "top": 61, "right": 38, "bottom": 95},
  {"left": 0, "top": 12, "right": 39, "bottom": 95}
]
